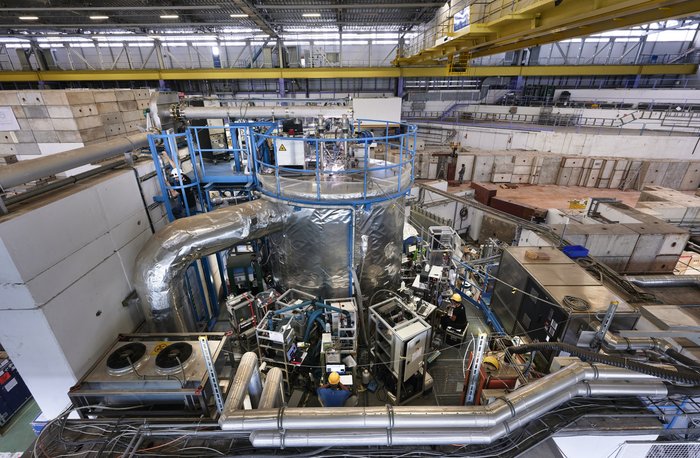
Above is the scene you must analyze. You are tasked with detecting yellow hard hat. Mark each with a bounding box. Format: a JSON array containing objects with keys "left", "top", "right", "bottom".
[
  {"left": 328, "top": 371, "right": 340, "bottom": 385},
  {"left": 451, "top": 293, "right": 462, "bottom": 303},
  {"left": 483, "top": 355, "right": 500, "bottom": 371}
]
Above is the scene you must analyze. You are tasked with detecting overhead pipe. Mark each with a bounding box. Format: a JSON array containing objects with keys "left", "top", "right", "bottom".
[
  {"left": 134, "top": 199, "right": 293, "bottom": 332},
  {"left": 0, "top": 132, "right": 149, "bottom": 191},
  {"left": 249, "top": 380, "right": 667, "bottom": 447},
  {"left": 624, "top": 275, "right": 700, "bottom": 288},
  {"left": 220, "top": 362, "right": 661, "bottom": 432},
  {"left": 175, "top": 104, "right": 352, "bottom": 121}
]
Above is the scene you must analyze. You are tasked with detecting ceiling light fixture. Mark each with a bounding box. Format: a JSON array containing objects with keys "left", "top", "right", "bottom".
[
  {"left": 19, "top": 16, "right": 39, "bottom": 21},
  {"left": 302, "top": 13, "right": 321, "bottom": 18},
  {"left": 90, "top": 16, "right": 109, "bottom": 20},
  {"left": 160, "top": 15, "right": 179, "bottom": 19},
  {"left": 230, "top": 14, "right": 248, "bottom": 18}
]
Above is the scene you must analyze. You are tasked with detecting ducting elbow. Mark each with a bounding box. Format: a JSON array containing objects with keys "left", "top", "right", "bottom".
[{"left": 134, "top": 198, "right": 292, "bottom": 332}]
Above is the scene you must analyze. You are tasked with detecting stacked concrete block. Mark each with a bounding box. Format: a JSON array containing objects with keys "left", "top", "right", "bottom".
[
  {"left": 420, "top": 148, "right": 700, "bottom": 192},
  {"left": 0, "top": 89, "right": 148, "bottom": 160},
  {"left": 552, "top": 201, "right": 691, "bottom": 274},
  {"left": 637, "top": 186, "right": 700, "bottom": 225},
  {"left": 0, "top": 169, "right": 152, "bottom": 417}
]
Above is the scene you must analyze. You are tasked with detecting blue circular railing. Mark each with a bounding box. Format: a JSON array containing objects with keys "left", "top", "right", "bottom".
[{"left": 252, "top": 119, "right": 417, "bottom": 205}]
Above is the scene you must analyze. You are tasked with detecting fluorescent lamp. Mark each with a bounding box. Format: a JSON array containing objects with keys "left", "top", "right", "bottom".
[
  {"left": 302, "top": 13, "right": 321, "bottom": 18},
  {"left": 160, "top": 15, "right": 179, "bottom": 19},
  {"left": 19, "top": 16, "right": 39, "bottom": 21},
  {"left": 90, "top": 16, "right": 109, "bottom": 20},
  {"left": 230, "top": 14, "right": 248, "bottom": 18}
]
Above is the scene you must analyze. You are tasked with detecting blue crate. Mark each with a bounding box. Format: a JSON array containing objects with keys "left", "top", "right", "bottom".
[{"left": 562, "top": 245, "right": 590, "bottom": 259}]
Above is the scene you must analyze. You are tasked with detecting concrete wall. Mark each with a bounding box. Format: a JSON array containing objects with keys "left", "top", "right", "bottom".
[
  {"left": 0, "top": 163, "right": 167, "bottom": 418},
  {"left": 419, "top": 122, "right": 700, "bottom": 161},
  {"left": 553, "top": 88, "right": 700, "bottom": 104}
]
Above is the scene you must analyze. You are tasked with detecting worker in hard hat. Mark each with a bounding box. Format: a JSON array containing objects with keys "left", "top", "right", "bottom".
[
  {"left": 441, "top": 292, "right": 467, "bottom": 332},
  {"left": 317, "top": 371, "right": 353, "bottom": 407}
]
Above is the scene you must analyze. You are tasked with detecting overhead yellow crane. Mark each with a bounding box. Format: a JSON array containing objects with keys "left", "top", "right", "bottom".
[
  {"left": 396, "top": 0, "right": 700, "bottom": 70},
  {"left": 0, "top": 64, "right": 695, "bottom": 82}
]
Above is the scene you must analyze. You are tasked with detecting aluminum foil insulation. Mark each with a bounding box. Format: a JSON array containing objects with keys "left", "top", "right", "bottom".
[
  {"left": 267, "top": 207, "right": 353, "bottom": 298},
  {"left": 134, "top": 199, "right": 292, "bottom": 332},
  {"left": 356, "top": 197, "right": 404, "bottom": 301},
  {"left": 267, "top": 197, "right": 404, "bottom": 302}
]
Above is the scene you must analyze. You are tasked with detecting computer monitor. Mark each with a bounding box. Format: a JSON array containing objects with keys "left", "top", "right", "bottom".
[{"left": 325, "top": 364, "right": 346, "bottom": 375}]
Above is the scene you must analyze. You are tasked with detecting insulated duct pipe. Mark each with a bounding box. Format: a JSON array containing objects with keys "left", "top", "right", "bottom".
[
  {"left": 134, "top": 199, "right": 293, "bottom": 332},
  {"left": 624, "top": 275, "right": 700, "bottom": 288},
  {"left": 0, "top": 132, "right": 149, "bottom": 190},
  {"left": 220, "top": 362, "right": 662, "bottom": 432},
  {"left": 249, "top": 381, "right": 666, "bottom": 447},
  {"left": 175, "top": 104, "right": 352, "bottom": 121},
  {"left": 224, "top": 352, "right": 262, "bottom": 413},
  {"left": 258, "top": 367, "right": 284, "bottom": 410}
]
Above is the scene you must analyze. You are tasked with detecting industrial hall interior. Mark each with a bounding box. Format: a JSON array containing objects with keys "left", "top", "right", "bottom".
[{"left": 3, "top": 0, "right": 700, "bottom": 457}]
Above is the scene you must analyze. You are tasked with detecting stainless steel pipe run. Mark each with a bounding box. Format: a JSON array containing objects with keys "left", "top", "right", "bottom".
[
  {"left": 258, "top": 367, "right": 284, "bottom": 410},
  {"left": 224, "top": 352, "right": 262, "bottom": 413},
  {"left": 249, "top": 381, "right": 666, "bottom": 447},
  {"left": 624, "top": 275, "right": 700, "bottom": 288},
  {"left": 595, "top": 322, "right": 671, "bottom": 352},
  {"left": 177, "top": 105, "right": 352, "bottom": 121},
  {"left": 220, "top": 362, "right": 664, "bottom": 438},
  {"left": 0, "top": 132, "right": 149, "bottom": 190},
  {"left": 133, "top": 199, "right": 293, "bottom": 332}
]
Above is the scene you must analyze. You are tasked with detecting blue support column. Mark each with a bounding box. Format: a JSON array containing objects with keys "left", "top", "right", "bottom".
[
  {"left": 633, "top": 74, "right": 642, "bottom": 88},
  {"left": 278, "top": 77, "right": 286, "bottom": 100},
  {"left": 397, "top": 76, "right": 405, "bottom": 98}
]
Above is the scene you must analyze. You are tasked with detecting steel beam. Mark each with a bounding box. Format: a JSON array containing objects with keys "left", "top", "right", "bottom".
[
  {"left": 398, "top": 0, "right": 700, "bottom": 66},
  {"left": 0, "top": 64, "right": 694, "bottom": 82},
  {"left": 257, "top": 3, "right": 443, "bottom": 9}
]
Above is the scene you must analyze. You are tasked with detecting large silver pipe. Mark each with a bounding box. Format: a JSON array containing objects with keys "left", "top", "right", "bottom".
[
  {"left": 624, "top": 275, "right": 700, "bottom": 288},
  {"left": 223, "top": 352, "right": 261, "bottom": 414},
  {"left": 0, "top": 132, "right": 149, "bottom": 190},
  {"left": 249, "top": 381, "right": 667, "bottom": 447},
  {"left": 258, "top": 367, "right": 284, "bottom": 410},
  {"left": 221, "top": 362, "right": 660, "bottom": 432},
  {"left": 134, "top": 198, "right": 293, "bottom": 332},
  {"left": 177, "top": 104, "right": 352, "bottom": 120}
]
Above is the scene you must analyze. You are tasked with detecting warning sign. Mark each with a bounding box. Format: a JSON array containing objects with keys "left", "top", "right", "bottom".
[
  {"left": 568, "top": 199, "right": 588, "bottom": 210},
  {"left": 278, "top": 144, "right": 287, "bottom": 152},
  {"left": 151, "top": 342, "right": 168, "bottom": 355}
]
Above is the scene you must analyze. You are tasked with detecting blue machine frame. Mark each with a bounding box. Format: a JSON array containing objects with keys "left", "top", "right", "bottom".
[{"left": 147, "top": 119, "right": 418, "bottom": 329}]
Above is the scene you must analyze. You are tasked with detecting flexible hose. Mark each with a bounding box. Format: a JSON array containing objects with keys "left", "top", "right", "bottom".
[
  {"left": 506, "top": 342, "right": 700, "bottom": 385},
  {"left": 664, "top": 383, "right": 700, "bottom": 396},
  {"left": 665, "top": 348, "right": 700, "bottom": 371}
]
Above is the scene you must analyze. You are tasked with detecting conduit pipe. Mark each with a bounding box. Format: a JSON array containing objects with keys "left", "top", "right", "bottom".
[
  {"left": 134, "top": 199, "right": 293, "bottom": 332},
  {"left": 624, "top": 275, "right": 700, "bottom": 288},
  {"left": 176, "top": 104, "right": 352, "bottom": 121},
  {"left": 249, "top": 381, "right": 667, "bottom": 447},
  {"left": 0, "top": 132, "right": 149, "bottom": 190},
  {"left": 220, "top": 362, "right": 661, "bottom": 432},
  {"left": 224, "top": 352, "right": 262, "bottom": 413}
]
